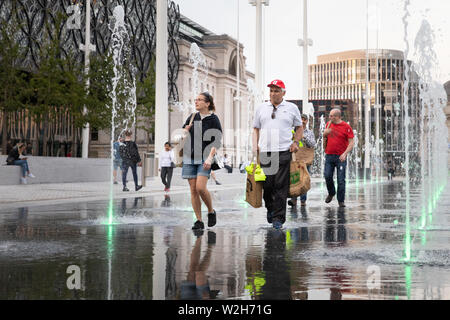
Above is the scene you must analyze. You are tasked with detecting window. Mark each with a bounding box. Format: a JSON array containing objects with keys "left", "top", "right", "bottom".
[{"left": 91, "top": 128, "right": 98, "bottom": 141}]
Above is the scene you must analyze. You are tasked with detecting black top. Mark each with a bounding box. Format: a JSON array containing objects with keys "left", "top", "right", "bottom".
[
  {"left": 6, "top": 146, "right": 20, "bottom": 165},
  {"left": 182, "top": 112, "right": 222, "bottom": 161},
  {"left": 119, "top": 140, "right": 141, "bottom": 164}
]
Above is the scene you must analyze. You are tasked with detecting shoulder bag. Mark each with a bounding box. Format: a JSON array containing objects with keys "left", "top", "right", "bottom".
[{"left": 178, "top": 113, "right": 196, "bottom": 157}]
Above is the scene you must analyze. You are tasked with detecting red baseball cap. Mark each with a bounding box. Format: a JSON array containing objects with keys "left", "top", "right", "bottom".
[{"left": 267, "top": 79, "right": 285, "bottom": 89}]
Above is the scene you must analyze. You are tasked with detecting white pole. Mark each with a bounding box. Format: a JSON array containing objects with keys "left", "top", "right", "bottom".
[
  {"left": 81, "top": 0, "right": 92, "bottom": 158},
  {"left": 155, "top": 0, "right": 168, "bottom": 169},
  {"left": 375, "top": 3, "right": 380, "bottom": 179},
  {"left": 302, "top": 0, "right": 309, "bottom": 105},
  {"left": 236, "top": 0, "right": 241, "bottom": 167},
  {"left": 364, "top": 0, "right": 371, "bottom": 179},
  {"left": 250, "top": 0, "right": 269, "bottom": 103},
  {"left": 255, "top": 0, "right": 263, "bottom": 103}
]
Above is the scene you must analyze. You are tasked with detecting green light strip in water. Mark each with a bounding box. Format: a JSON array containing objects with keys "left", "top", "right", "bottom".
[{"left": 404, "top": 264, "right": 412, "bottom": 300}]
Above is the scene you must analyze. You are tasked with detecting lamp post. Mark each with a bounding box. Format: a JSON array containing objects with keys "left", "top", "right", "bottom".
[
  {"left": 297, "top": 0, "right": 313, "bottom": 116},
  {"left": 364, "top": 0, "right": 371, "bottom": 180},
  {"left": 80, "top": 0, "right": 96, "bottom": 158},
  {"left": 235, "top": 0, "right": 241, "bottom": 166},
  {"left": 249, "top": 0, "right": 269, "bottom": 104},
  {"left": 155, "top": 0, "right": 168, "bottom": 174}
]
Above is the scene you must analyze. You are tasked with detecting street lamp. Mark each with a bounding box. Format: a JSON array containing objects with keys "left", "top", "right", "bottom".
[
  {"left": 155, "top": 0, "right": 169, "bottom": 174},
  {"left": 80, "top": 0, "right": 96, "bottom": 158},
  {"left": 297, "top": 0, "right": 313, "bottom": 117},
  {"left": 249, "top": 0, "right": 269, "bottom": 104}
]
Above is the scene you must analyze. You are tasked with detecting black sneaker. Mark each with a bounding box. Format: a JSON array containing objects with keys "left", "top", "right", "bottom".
[
  {"left": 135, "top": 185, "right": 143, "bottom": 191},
  {"left": 215, "top": 180, "right": 221, "bottom": 185},
  {"left": 338, "top": 202, "right": 346, "bottom": 208},
  {"left": 207, "top": 210, "right": 217, "bottom": 227},
  {"left": 192, "top": 220, "right": 204, "bottom": 230},
  {"left": 113, "top": 181, "right": 118, "bottom": 185},
  {"left": 325, "top": 194, "right": 334, "bottom": 203},
  {"left": 123, "top": 187, "right": 129, "bottom": 192}
]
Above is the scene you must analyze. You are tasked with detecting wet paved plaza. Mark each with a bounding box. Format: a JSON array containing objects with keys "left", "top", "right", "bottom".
[{"left": 0, "top": 177, "right": 449, "bottom": 300}]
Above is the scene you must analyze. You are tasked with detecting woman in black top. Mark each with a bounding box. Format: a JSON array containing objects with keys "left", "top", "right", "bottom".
[
  {"left": 6, "top": 142, "right": 36, "bottom": 184},
  {"left": 119, "top": 130, "right": 142, "bottom": 192},
  {"left": 181, "top": 92, "right": 222, "bottom": 231}
]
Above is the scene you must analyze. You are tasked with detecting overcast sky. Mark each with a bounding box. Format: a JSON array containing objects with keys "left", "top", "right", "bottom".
[{"left": 172, "top": 0, "right": 450, "bottom": 99}]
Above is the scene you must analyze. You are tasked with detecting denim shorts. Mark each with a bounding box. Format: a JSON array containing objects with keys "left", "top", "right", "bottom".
[
  {"left": 182, "top": 162, "right": 211, "bottom": 179},
  {"left": 113, "top": 159, "right": 122, "bottom": 170}
]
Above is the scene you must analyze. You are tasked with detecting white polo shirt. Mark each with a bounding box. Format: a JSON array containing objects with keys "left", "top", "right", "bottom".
[{"left": 253, "top": 100, "right": 302, "bottom": 152}]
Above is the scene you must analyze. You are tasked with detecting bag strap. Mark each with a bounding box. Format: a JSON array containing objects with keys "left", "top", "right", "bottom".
[{"left": 188, "top": 112, "right": 196, "bottom": 126}]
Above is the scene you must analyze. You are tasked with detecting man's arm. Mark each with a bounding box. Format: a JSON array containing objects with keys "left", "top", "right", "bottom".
[
  {"left": 303, "top": 130, "right": 316, "bottom": 148},
  {"left": 323, "top": 121, "right": 331, "bottom": 150},
  {"left": 339, "top": 138, "right": 354, "bottom": 162},
  {"left": 252, "top": 128, "right": 260, "bottom": 155},
  {"left": 290, "top": 126, "right": 303, "bottom": 152}
]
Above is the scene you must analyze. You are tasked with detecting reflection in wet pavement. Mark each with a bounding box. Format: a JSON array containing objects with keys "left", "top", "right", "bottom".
[{"left": 0, "top": 179, "right": 449, "bottom": 299}]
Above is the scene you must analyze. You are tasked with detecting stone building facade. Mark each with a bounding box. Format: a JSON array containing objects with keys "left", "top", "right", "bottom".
[
  {"left": 92, "top": 15, "right": 255, "bottom": 167},
  {"left": 170, "top": 15, "right": 255, "bottom": 166}
]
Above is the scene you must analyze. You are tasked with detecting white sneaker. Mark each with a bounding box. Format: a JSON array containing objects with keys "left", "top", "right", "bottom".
[
  {"left": 28, "top": 173, "right": 36, "bottom": 178},
  {"left": 21, "top": 177, "right": 27, "bottom": 184}
]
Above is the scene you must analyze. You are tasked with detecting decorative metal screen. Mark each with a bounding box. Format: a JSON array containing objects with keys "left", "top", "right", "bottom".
[{"left": 0, "top": 0, "right": 180, "bottom": 155}]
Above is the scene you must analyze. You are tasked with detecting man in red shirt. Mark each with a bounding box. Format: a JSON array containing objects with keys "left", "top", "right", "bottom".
[{"left": 323, "top": 108, "right": 355, "bottom": 207}]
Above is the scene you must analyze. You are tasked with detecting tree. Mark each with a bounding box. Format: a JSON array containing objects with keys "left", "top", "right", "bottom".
[
  {"left": 136, "top": 57, "right": 156, "bottom": 151},
  {"left": 0, "top": 14, "right": 28, "bottom": 154},
  {"left": 25, "top": 15, "right": 88, "bottom": 156}
]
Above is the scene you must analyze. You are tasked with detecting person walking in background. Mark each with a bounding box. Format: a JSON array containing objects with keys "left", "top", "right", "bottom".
[
  {"left": 387, "top": 159, "right": 395, "bottom": 180},
  {"left": 252, "top": 79, "right": 303, "bottom": 230},
  {"left": 113, "top": 136, "right": 124, "bottom": 184},
  {"left": 223, "top": 154, "right": 232, "bottom": 173},
  {"left": 6, "top": 142, "right": 36, "bottom": 184},
  {"left": 210, "top": 171, "right": 221, "bottom": 185},
  {"left": 182, "top": 91, "right": 222, "bottom": 231},
  {"left": 119, "top": 130, "right": 142, "bottom": 192},
  {"left": 323, "top": 108, "right": 354, "bottom": 207},
  {"left": 159, "top": 142, "right": 175, "bottom": 192},
  {"left": 288, "top": 114, "right": 316, "bottom": 207}
]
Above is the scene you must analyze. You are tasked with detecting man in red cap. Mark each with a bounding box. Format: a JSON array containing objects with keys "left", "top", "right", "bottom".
[{"left": 252, "top": 79, "right": 303, "bottom": 230}]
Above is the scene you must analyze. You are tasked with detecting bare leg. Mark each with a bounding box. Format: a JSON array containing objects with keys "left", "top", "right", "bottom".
[
  {"left": 188, "top": 178, "right": 202, "bottom": 221},
  {"left": 196, "top": 175, "right": 213, "bottom": 213}
]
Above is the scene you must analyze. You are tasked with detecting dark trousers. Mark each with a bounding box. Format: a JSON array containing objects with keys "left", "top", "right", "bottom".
[
  {"left": 324, "top": 154, "right": 347, "bottom": 202},
  {"left": 161, "top": 166, "right": 174, "bottom": 188},
  {"left": 261, "top": 150, "right": 291, "bottom": 224},
  {"left": 224, "top": 164, "right": 232, "bottom": 173},
  {"left": 122, "top": 162, "right": 138, "bottom": 187}
]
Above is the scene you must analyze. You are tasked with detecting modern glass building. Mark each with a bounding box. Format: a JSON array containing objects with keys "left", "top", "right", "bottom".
[{"left": 309, "top": 49, "right": 420, "bottom": 170}]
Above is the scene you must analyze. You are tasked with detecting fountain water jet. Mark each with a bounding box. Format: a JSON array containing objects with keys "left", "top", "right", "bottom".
[{"left": 107, "top": 5, "right": 138, "bottom": 225}]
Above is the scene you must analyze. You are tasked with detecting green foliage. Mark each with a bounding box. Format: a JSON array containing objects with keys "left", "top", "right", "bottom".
[
  {"left": 0, "top": 16, "right": 28, "bottom": 113},
  {"left": 0, "top": 10, "right": 157, "bottom": 149},
  {"left": 136, "top": 57, "right": 156, "bottom": 145},
  {"left": 83, "top": 53, "right": 114, "bottom": 130}
]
